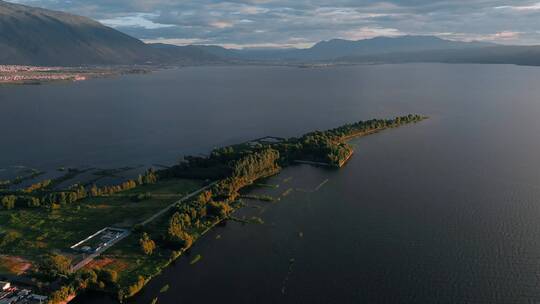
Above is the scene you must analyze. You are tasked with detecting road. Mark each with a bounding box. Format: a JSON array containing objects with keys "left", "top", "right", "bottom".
[
  {"left": 69, "top": 182, "right": 217, "bottom": 272},
  {"left": 139, "top": 181, "right": 217, "bottom": 226}
]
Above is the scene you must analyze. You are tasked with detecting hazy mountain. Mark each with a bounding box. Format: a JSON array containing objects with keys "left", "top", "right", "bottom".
[
  {"left": 0, "top": 0, "right": 220, "bottom": 65},
  {"left": 198, "top": 36, "right": 540, "bottom": 67},
  {"left": 148, "top": 43, "right": 222, "bottom": 63},
  {"left": 302, "top": 36, "right": 495, "bottom": 60},
  {"left": 339, "top": 45, "right": 540, "bottom": 66},
  {"left": 197, "top": 36, "right": 496, "bottom": 62}
]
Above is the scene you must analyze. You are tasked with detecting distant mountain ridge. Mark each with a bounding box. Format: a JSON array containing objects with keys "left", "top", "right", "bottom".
[
  {"left": 2, "top": 0, "right": 540, "bottom": 67},
  {"left": 338, "top": 45, "right": 540, "bottom": 66},
  {"left": 304, "top": 36, "right": 495, "bottom": 60},
  {"left": 195, "top": 36, "right": 496, "bottom": 62}
]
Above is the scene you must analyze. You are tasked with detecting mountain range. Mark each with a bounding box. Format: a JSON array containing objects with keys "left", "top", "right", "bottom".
[
  {"left": 0, "top": 0, "right": 220, "bottom": 65},
  {"left": 207, "top": 36, "right": 494, "bottom": 62},
  {"left": 1, "top": 0, "right": 540, "bottom": 67}
]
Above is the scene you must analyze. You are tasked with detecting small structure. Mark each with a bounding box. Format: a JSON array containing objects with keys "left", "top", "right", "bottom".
[
  {"left": 31, "top": 294, "right": 48, "bottom": 303},
  {"left": 0, "top": 282, "right": 10, "bottom": 291},
  {"left": 17, "top": 289, "right": 30, "bottom": 297},
  {"left": 80, "top": 246, "right": 92, "bottom": 253},
  {"left": 69, "top": 227, "right": 130, "bottom": 272}
]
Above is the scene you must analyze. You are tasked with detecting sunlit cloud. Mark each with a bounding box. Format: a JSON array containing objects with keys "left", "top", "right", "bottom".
[
  {"left": 142, "top": 37, "right": 206, "bottom": 45},
  {"left": 209, "top": 21, "right": 234, "bottom": 29},
  {"left": 99, "top": 13, "right": 175, "bottom": 29},
  {"left": 340, "top": 27, "right": 403, "bottom": 40},
  {"left": 495, "top": 2, "right": 540, "bottom": 11},
  {"left": 436, "top": 31, "right": 523, "bottom": 44}
]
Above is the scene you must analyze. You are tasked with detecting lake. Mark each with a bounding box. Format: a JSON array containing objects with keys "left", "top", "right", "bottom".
[{"left": 3, "top": 63, "right": 540, "bottom": 303}]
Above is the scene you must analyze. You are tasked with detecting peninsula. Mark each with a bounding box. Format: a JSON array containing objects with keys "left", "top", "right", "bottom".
[{"left": 0, "top": 114, "right": 426, "bottom": 303}]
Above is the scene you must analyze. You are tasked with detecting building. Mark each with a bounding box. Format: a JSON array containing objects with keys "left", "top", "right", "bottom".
[{"left": 0, "top": 282, "right": 10, "bottom": 291}]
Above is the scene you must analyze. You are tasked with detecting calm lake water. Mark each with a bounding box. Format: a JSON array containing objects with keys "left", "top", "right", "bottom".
[{"left": 4, "top": 64, "right": 540, "bottom": 303}]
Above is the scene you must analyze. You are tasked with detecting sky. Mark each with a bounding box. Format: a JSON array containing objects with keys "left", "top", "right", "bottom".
[{"left": 10, "top": 0, "right": 540, "bottom": 48}]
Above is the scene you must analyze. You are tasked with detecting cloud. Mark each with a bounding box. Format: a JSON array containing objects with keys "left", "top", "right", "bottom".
[
  {"left": 340, "top": 27, "right": 403, "bottom": 40},
  {"left": 99, "top": 13, "right": 175, "bottom": 29},
  {"left": 8, "top": 0, "right": 540, "bottom": 47},
  {"left": 209, "top": 21, "right": 234, "bottom": 29},
  {"left": 142, "top": 38, "right": 206, "bottom": 45},
  {"left": 437, "top": 31, "right": 523, "bottom": 43},
  {"left": 489, "top": 31, "right": 522, "bottom": 40},
  {"left": 495, "top": 2, "right": 540, "bottom": 11}
]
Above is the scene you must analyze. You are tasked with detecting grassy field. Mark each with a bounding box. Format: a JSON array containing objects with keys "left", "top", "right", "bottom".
[{"left": 0, "top": 178, "right": 205, "bottom": 277}]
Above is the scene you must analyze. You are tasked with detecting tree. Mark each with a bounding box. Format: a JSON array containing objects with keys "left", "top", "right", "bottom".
[
  {"left": 48, "top": 285, "right": 75, "bottom": 304},
  {"left": 197, "top": 191, "right": 212, "bottom": 206},
  {"left": 25, "top": 196, "right": 41, "bottom": 208},
  {"left": 139, "top": 233, "right": 156, "bottom": 255},
  {"left": 168, "top": 212, "right": 193, "bottom": 248},
  {"left": 74, "top": 269, "right": 98, "bottom": 289},
  {"left": 126, "top": 275, "right": 146, "bottom": 297},
  {"left": 1, "top": 196, "right": 16, "bottom": 210},
  {"left": 142, "top": 169, "right": 158, "bottom": 184},
  {"left": 207, "top": 201, "right": 232, "bottom": 218},
  {"left": 40, "top": 253, "right": 72, "bottom": 278},
  {"left": 168, "top": 212, "right": 184, "bottom": 238},
  {"left": 96, "top": 268, "right": 118, "bottom": 285}
]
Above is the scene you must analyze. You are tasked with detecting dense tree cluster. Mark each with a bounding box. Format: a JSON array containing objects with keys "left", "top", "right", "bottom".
[
  {"left": 167, "top": 212, "right": 194, "bottom": 248},
  {"left": 45, "top": 266, "right": 120, "bottom": 304},
  {"left": 139, "top": 169, "right": 158, "bottom": 185},
  {"left": 23, "top": 179, "right": 52, "bottom": 193},
  {"left": 325, "top": 115, "right": 425, "bottom": 139},
  {"left": 214, "top": 148, "right": 281, "bottom": 198},
  {"left": 1, "top": 195, "right": 42, "bottom": 209},
  {"left": 47, "top": 285, "right": 75, "bottom": 304},
  {"left": 284, "top": 132, "right": 354, "bottom": 166},
  {"left": 278, "top": 114, "right": 426, "bottom": 167},
  {"left": 206, "top": 201, "right": 233, "bottom": 218},
  {"left": 43, "top": 185, "right": 88, "bottom": 206},
  {"left": 89, "top": 180, "right": 137, "bottom": 197},
  {"left": 0, "top": 168, "right": 160, "bottom": 211},
  {"left": 39, "top": 253, "right": 73, "bottom": 278},
  {"left": 89, "top": 169, "right": 158, "bottom": 197}
]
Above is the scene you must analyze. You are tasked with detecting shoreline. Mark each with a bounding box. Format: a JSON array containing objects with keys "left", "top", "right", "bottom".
[
  {"left": 83, "top": 170, "right": 283, "bottom": 303},
  {"left": 82, "top": 118, "right": 426, "bottom": 302},
  {"left": 0, "top": 115, "right": 426, "bottom": 304},
  {"left": 0, "top": 65, "right": 152, "bottom": 86}
]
